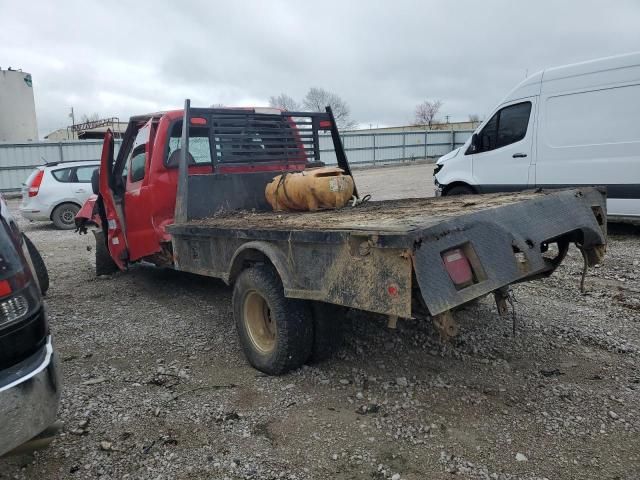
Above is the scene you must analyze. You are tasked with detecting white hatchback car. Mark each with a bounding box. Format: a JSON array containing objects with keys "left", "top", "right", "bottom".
[{"left": 20, "top": 160, "right": 100, "bottom": 230}]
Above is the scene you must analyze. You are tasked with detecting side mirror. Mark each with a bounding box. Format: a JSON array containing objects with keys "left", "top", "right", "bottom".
[{"left": 91, "top": 169, "right": 100, "bottom": 195}]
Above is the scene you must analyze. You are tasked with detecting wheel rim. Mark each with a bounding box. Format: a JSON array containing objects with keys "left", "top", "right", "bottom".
[
  {"left": 244, "top": 290, "right": 276, "bottom": 353},
  {"left": 60, "top": 208, "right": 76, "bottom": 225}
]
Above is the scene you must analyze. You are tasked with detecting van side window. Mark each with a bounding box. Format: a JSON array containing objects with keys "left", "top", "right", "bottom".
[
  {"left": 477, "top": 101, "right": 532, "bottom": 153},
  {"left": 496, "top": 102, "right": 532, "bottom": 148},
  {"left": 479, "top": 113, "right": 498, "bottom": 152}
]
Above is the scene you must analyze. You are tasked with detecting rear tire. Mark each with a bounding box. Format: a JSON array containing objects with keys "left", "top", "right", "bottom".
[
  {"left": 446, "top": 185, "right": 475, "bottom": 196},
  {"left": 23, "top": 235, "right": 49, "bottom": 295},
  {"left": 51, "top": 203, "right": 80, "bottom": 230},
  {"left": 94, "top": 230, "right": 118, "bottom": 276},
  {"left": 233, "top": 266, "right": 313, "bottom": 375}
]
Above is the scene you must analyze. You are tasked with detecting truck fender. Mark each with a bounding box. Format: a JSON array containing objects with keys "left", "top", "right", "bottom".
[{"left": 227, "top": 241, "right": 295, "bottom": 290}]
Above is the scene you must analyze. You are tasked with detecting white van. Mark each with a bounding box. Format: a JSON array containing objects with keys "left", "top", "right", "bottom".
[{"left": 434, "top": 52, "right": 640, "bottom": 223}]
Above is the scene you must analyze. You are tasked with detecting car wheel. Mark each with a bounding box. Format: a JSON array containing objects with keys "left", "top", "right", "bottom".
[
  {"left": 233, "top": 265, "right": 313, "bottom": 375},
  {"left": 446, "top": 185, "right": 475, "bottom": 196},
  {"left": 51, "top": 203, "right": 80, "bottom": 230},
  {"left": 94, "top": 230, "right": 118, "bottom": 276},
  {"left": 23, "top": 234, "right": 49, "bottom": 295}
]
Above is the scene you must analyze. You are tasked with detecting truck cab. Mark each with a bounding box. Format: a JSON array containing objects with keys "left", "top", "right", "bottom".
[{"left": 78, "top": 106, "right": 320, "bottom": 272}]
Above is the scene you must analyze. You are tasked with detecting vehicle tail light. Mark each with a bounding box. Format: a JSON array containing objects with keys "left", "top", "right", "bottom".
[
  {"left": 442, "top": 248, "right": 474, "bottom": 289},
  {"left": 319, "top": 120, "right": 332, "bottom": 129},
  {"left": 0, "top": 270, "right": 38, "bottom": 327},
  {"left": 190, "top": 117, "right": 207, "bottom": 125},
  {"left": 28, "top": 169, "right": 45, "bottom": 197},
  {"left": 0, "top": 295, "right": 29, "bottom": 326},
  {"left": 0, "top": 279, "right": 11, "bottom": 298}
]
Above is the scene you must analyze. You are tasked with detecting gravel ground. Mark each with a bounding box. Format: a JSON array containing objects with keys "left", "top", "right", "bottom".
[{"left": 2, "top": 164, "right": 639, "bottom": 479}]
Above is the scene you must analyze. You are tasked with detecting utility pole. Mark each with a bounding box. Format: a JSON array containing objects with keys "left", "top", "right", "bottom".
[{"left": 67, "top": 107, "right": 76, "bottom": 140}]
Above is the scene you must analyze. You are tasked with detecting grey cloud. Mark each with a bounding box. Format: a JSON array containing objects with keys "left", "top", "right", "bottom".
[{"left": 1, "top": 0, "right": 639, "bottom": 138}]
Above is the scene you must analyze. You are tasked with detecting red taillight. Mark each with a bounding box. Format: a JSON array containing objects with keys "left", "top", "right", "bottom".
[
  {"left": 319, "top": 120, "right": 332, "bottom": 129},
  {"left": 28, "top": 169, "right": 45, "bottom": 197},
  {"left": 442, "top": 248, "right": 474, "bottom": 289},
  {"left": 0, "top": 280, "right": 11, "bottom": 298},
  {"left": 191, "top": 117, "right": 207, "bottom": 125}
]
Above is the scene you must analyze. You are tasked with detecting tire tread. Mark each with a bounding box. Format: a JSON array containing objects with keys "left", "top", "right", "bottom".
[{"left": 233, "top": 265, "right": 313, "bottom": 375}]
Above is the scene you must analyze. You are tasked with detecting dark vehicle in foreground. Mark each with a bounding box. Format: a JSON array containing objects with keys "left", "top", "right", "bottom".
[
  {"left": 77, "top": 101, "right": 608, "bottom": 375},
  {"left": 0, "top": 195, "right": 60, "bottom": 457}
]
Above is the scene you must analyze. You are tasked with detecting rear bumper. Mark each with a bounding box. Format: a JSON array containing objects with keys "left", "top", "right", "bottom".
[
  {"left": 412, "top": 188, "right": 607, "bottom": 315},
  {"left": 19, "top": 207, "right": 50, "bottom": 222},
  {"left": 0, "top": 336, "right": 61, "bottom": 456}
]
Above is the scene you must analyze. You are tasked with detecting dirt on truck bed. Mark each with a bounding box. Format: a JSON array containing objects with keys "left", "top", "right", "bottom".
[
  {"left": 2, "top": 164, "right": 639, "bottom": 480},
  {"left": 188, "top": 190, "right": 547, "bottom": 232}
]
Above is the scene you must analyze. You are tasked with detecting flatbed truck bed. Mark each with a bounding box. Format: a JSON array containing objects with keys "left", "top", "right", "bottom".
[
  {"left": 168, "top": 187, "right": 607, "bottom": 322},
  {"left": 181, "top": 190, "right": 564, "bottom": 232}
]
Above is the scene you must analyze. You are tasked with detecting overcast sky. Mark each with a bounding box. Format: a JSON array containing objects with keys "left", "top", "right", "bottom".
[{"left": 1, "top": 0, "right": 639, "bottom": 137}]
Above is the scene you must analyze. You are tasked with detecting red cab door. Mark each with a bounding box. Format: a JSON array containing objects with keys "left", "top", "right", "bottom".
[
  {"left": 98, "top": 130, "right": 128, "bottom": 270},
  {"left": 122, "top": 120, "right": 160, "bottom": 261}
]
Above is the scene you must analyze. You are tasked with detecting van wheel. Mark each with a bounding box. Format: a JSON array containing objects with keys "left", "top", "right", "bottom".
[
  {"left": 51, "top": 203, "right": 80, "bottom": 230},
  {"left": 233, "top": 266, "right": 313, "bottom": 375},
  {"left": 446, "top": 185, "right": 475, "bottom": 196},
  {"left": 23, "top": 235, "right": 49, "bottom": 295},
  {"left": 94, "top": 230, "right": 118, "bottom": 276}
]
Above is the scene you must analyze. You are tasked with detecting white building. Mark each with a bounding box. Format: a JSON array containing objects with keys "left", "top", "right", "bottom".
[{"left": 0, "top": 68, "right": 38, "bottom": 142}]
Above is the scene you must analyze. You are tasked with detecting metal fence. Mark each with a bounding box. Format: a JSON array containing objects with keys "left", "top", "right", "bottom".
[
  {"left": 0, "top": 129, "right": 472, "bottom": 192},
  {"left": 0, "top": 140, "right": 123, "bottom": 192},
  {"left": 319, "top": 129, "right": 472, "bottom": 166}
]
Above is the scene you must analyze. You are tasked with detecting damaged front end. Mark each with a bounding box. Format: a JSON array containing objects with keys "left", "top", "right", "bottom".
[{"left": 74, "top": 194, "right": 101, "bottom": 235}]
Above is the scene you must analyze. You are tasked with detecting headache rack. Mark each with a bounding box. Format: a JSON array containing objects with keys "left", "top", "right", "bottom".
[{"left": 175, "top": 100, "right": 357, "bottom": 222}]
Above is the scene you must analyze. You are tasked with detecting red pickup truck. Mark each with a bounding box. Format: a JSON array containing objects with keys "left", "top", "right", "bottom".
[{"left": 77, "top": 101, "right": 607, "bottom": 375}]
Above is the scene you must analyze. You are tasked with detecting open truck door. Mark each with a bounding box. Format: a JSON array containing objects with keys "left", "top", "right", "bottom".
[{"left": 98, "top": 130, "right": 128, "bottom": 270}]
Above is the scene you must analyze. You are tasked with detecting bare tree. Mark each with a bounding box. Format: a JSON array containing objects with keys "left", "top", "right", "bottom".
[
  {"left": 79, "top": 112, "right": 101, "bottom": 124},
  {"left": 268, "top": 94, "right": 300, "bottom": 112},
  {"left": 210, "top": 103, "right": 225, "bottom": 108},
  {"left": 468, "top": 113, "right": 481, "bottom": 123},
  {"left": 302, "top": 87, "right": 357, "bottom": 130},
  {"left": 414, "top": 100, "right": 443, "bottom": 129}
]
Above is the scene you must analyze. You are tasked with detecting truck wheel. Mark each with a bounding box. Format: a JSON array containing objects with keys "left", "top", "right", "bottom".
[
  {"left": 446, "top": 185, "right": 475, "bottom": 196},
  {"left": 233, "top": 266, "right": 313, "bottom": 375},
  {"left": 309, "top": 302, "right": 345, "bottom": 363},
  {"left": 94, "top": 230, "right": 118, "bottom": 276},
  {"left": 23, "top": 235, "right": 49, "bottom": 295},
  {"left": 51, "top": 203, "right": 80, "bottom": 230}
]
